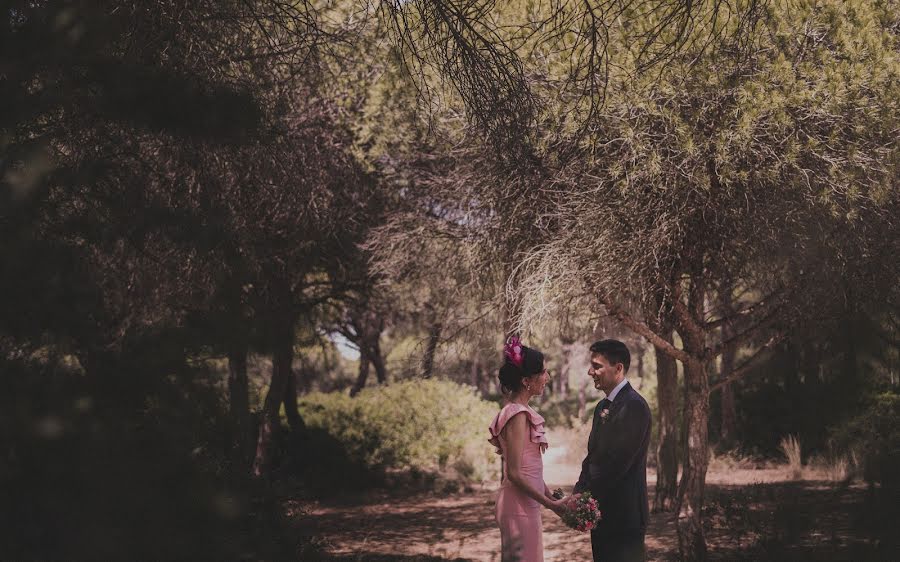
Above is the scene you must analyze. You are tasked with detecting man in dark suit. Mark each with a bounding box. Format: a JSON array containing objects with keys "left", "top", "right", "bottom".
[{"left": 570, "top": 339, "right": 651, "bottom": 562}]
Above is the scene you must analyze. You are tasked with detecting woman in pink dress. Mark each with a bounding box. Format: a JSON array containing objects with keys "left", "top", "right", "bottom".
[{"left": 489, "top": 337, "right": 568, "bottom": 562}]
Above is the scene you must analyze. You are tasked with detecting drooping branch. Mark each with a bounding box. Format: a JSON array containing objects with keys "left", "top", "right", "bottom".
[
  {"left": 710, "top": 333, "right": 784, "bottom": 392},
  {"left": 708, "top": 268, "right": 808, "bottom": 355},
  {"left": 382, "top": 0, "right": 536, "bottom": 145},
  {"left": 709, "top": 291, "right": 790, "bottom": 358},
  {"left": 378, "top": 0, "right": 765, "bottom": 141},
  {"left": 704, "top": 286, "right": 785, "bottom": 330},
  {"left": 600, "top": 295, "right": 692, "bottom": 364}
]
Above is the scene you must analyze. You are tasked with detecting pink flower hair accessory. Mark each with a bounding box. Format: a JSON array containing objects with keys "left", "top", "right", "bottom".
[{"left": 504, "top": 336, "right": 524, "bottom": 368}]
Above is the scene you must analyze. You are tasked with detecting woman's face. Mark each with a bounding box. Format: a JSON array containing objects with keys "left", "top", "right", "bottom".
[{"left": 525, "top": 367, "right": 551, "bottom": 396}]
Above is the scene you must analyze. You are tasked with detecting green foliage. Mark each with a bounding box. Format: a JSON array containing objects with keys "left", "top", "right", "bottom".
[
  {"left": 300, "top": 379, "right": 499, "bottom": 482},
  {"left": 828, "top": 392, "right": 900, "bottom": 491},
  {"left": 536, "top": 394, "right": 604, "bottom": 429},
  {"left": 533, "top": 394, "right": 581, "bottom": 429}
]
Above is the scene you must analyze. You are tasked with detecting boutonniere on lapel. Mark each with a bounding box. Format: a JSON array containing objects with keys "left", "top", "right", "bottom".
[{"left": 599, "top": 408, "right": 611, "bottom": 424}]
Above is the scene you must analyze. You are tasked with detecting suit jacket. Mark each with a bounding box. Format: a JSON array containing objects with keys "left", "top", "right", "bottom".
[{"left": 573, "top": 381, "right": 651, "bottom": 536}]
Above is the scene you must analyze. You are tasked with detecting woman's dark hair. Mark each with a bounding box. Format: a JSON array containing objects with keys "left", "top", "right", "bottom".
[{"left": 498, "top": 345, "right": 545, "bottom": 394}]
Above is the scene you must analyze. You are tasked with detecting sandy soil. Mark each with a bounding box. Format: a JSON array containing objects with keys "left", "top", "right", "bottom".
[
  {"left": 293, "top": 441, "right": 890, "bottom": 561},
  {"left": 294, "top": 468, "right": 887, "bottom": 561}
]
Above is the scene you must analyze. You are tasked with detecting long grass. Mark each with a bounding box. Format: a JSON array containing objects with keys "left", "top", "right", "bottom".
[
  {"left": 823, "top": 455, "right": 850, "bottom": 481},
  {"left": 808, "top": 450, "right": 856, "bottom": 482},
  {"left": 779, "top": 435, "right": 803, "bottom": 480}
]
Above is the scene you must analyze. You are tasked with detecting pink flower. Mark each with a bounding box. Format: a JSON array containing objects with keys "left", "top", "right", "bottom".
[
  {"left": 585, "top": 521, "right": 594, "bottom": 530},
  {"left": 504, "top": 336, "right": 525, "bottom": 367}
]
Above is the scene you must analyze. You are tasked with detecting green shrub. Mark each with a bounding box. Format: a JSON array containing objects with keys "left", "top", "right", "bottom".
[
  {"left": 828, "top": 392, "right": 900, "bottom": 491},
  {"left": 300, "top": 379, "right": 499, "bottom": 483},
  {"left": 534, "top": 394, "right": 589, "bottom": 428}
]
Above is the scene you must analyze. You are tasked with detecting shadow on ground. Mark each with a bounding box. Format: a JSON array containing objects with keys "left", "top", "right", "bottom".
[
  {"left": 310, "top": 552, "right": 468, "bottom": 562},
  {"left": 293, "top": 476, "right": 896, "bottom": 561}
]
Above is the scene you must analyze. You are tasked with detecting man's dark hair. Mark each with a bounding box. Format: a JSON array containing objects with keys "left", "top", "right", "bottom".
[{"left": 589, "top": 339, "right": 630, "bottom": 373}]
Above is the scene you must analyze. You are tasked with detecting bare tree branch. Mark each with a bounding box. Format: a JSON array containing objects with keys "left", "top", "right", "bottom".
[
  {"left": 704, "top": 286, "right": 785, "bottom": 329},
  {"left": 710, "top": 333, "right": 785, "bottom": 392},
  {"left": 600, "top": 295, "right": 692, "bottom": 364}
]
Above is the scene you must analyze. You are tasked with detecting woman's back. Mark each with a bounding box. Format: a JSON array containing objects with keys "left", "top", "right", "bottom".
[{"left": 490, "top": 404, "right": 548, "bottom": 515}]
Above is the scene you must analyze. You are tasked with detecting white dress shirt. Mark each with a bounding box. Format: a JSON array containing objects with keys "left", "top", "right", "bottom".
[{"left": 606, "top": 377, "right": 630, "bottom": 402}]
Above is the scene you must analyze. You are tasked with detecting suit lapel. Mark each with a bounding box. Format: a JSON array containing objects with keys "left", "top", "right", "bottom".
[
  {"left": 587, "top": 399, "right": 607, "bottom": 452},
  {"left": 591, "top": 383, "right": 632, "bottom": 451}
]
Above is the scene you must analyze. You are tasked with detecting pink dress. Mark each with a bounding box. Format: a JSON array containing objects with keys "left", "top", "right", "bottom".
[{"left": 488, "top": 404, "right": 549, "bottom": 562}]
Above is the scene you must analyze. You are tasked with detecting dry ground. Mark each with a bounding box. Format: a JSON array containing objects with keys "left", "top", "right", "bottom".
[
  {"left": 293, "top": 454, "right": 892, "bottom": 561},
  {"left": 292, "top": 429, "right": 894, "bottom": 562}
]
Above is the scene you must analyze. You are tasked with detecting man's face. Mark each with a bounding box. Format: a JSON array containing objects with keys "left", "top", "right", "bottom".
[{"left": 588, "top": 352, "right": 621, "bottom": 394}]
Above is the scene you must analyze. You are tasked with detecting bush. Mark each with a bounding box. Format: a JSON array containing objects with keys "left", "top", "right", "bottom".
[
  {"left": 300, "top": 379, "right": 500, "bottom": 485},
  {"left": 828, "top": 392, "right": 900, "bottom": 492}
]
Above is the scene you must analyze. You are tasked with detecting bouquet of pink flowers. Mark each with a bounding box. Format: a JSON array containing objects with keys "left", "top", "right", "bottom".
[{"left": 553, "top": 489, "right": 602, "bottom": 532}]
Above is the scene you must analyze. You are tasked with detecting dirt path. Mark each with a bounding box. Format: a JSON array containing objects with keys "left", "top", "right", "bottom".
[
  {"left": 293, "top": 466, "right": 888, "bottom": 561},
  {"left": 297, "top": 485, "right": 670, "bottom": 561}
]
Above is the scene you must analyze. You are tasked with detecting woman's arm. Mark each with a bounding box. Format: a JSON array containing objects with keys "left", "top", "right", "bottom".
[{"left": 503, "top": 412, "right": 566, "bottom": 513}]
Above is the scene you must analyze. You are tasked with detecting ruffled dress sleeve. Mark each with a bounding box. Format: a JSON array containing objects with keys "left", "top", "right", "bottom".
[{"left": 488, "top": 403, "right": 549, "bottom": 454}]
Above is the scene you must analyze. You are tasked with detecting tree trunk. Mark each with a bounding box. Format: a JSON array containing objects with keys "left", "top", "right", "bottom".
[
  {"left": 720, "top": 379, "right": 737, "bottom": 446},
  {"left": 677, "top": 357, "right": 710, "bottom": 561},
  {"left": 251, "top": 311, "right": 294, "bottom": 477},
  {"left": 675, "top": 265, "right": 710, "bottom": 561},
  {"left": 559, "top": 338, "right": 576, "bottom": 399},
  {"left": 422, "top": 309, "right": 442, "bottom": 378},
  {"left": 282, "top": 353, "right": 304, "bottom": 433},
  {"left": 577, "top": 378, "right": 588, "bottom": 419},
  {"left": 347, "top": 309, "right": 387, "bottom": 395},
  {"left": 718, "top": 285, "right": 738, "bottom": 446},
  {"left": 473, "top": 359, "right": 488, "bottom": 396},
  {"left": 653, "top": 335, "right": 679, "bottom": 513},
  {"left": 350, "top": 346, "right": 370, "bottom": 397},
  {"left": 228, "top": 344, "right": 251, "bottom": 466},
  {"left": 783, "top": 341, "right": 801, "bottom": 396},
  {"left": 646, "top": 294, "right": 679, "bottom": 513},
  {"left": 635, "top": 344, "right": 645, "bottom": 381},
  {"left": 844, "top": 317, "right": 858, "bottom": 388},
  {"left": 370, "top": 337, "right": 387, "bottom": 384},
  {"left": 800, "top": 341, "right": 821, "bottom": 396},
  {"left": 842, "top": 282, "right": 858, "bottom": 387},
  {"left": 558, "top": 352, "right": 570, "bottom": 398},
  {"left": 719, "top": 322, "right": 737, "bottom": 447}
]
